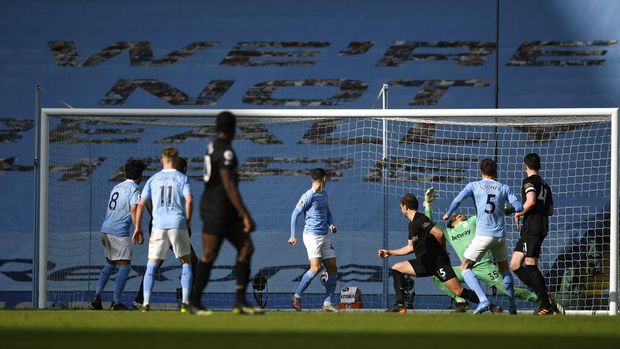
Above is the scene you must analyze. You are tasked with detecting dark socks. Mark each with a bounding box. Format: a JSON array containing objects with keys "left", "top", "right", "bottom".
[
  {"left": 391, "top": 269, "right": 406, "bottom": 305},
  {"left": 235, "top": 261, "right": 251, "bottom": 304},
  {"left": 190, "top": 260, "right": 213, "bottom": 306},
  {"left": 459, "top": 288, "right": 480, "bottom": 304},
  {"left": 525, "top": 265, "right": 550, "bottom": 307},
  {"left": 513, "top": 266, "right": 532, "bottom": 288}
]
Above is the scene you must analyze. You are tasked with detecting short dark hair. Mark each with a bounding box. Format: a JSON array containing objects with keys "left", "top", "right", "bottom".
[
  {"left": 480, "top": 158, "right": 497, "bottom": 178},
  {"left": 524, "top": 153, "right": 541, "bottom": 171},
  {"left": 216, "top": 111, "right": 236, "bottom": 136},
  {"left": 125, "top": 159, "right": 146, "bottom": 180},
  {"left": 400, "top": 193, "right": 418, "bottom": 210},
  {"left": 310, "top": 168, "right": 327, "bottom": 180},
  {"left": 174, "top": 157, "right": 188, "bottom": 174}
]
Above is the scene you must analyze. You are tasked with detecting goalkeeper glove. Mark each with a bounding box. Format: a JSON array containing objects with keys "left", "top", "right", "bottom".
[
  {"left": 504, "top": 202, "right": 515, "bottom": 216},
  {"left": 424, "top": 187, "right": 438, "bottom": 207}
]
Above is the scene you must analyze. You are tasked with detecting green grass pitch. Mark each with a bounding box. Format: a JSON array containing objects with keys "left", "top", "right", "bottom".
[{"left": 1, "top": 310, "right": 619, "bottom": 349}]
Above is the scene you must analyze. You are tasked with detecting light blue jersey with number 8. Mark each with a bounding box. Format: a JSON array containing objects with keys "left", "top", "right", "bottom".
[
  {"left": 446, "top": 179, "right": 522, "bottom": 238},
  {"left": 101, "top": 180, "right": 140, "bottom": 237}
]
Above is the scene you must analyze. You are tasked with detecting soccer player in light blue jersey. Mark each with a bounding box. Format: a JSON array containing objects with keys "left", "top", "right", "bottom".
[
  {"left": 92, "top": 159, "right": 146, "bottom": 310},
  {"left": 443, "top": 158, "right": 523, "bottom": 314},
  {"left": 133, "top": 147, "right": 194, "bottom": 312},
  {"left": 289, "top": 168, "right": 338, "bottom": 312}
]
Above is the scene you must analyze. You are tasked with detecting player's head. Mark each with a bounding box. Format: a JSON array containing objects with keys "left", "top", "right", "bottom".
[
  {"left": 447, "top": 213, "right": 467, "bottom": 229},
  {"left": 480, "top": 158, "right": 497, "bottom": 178},
  {"left": 174, "top": 157, "right": 188, "bottom": 174},
  {"left": 310, "top": 168, "right": 328, "bottom": 189},
  {"left": 523, "top": 153, "right": 541, "bottom": 172},
  {"left": 216, "top": 111, "right": 236, "bottom": 139},
  {"left": 125, "top": 159, "right": 146, "bottom": 183},
  {"left": 161, "top": 146, "right": 178, "bottom": 166},
  {"left": 400, "top": 193, "right": 418, "bottom": 216}
]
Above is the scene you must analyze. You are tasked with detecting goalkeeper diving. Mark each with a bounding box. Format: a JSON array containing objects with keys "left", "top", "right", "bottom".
[{"left": 423, "top": 188, "right": 538, "bottom": 311}]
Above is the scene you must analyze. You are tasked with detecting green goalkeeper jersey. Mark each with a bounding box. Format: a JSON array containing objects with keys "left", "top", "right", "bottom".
[{"left": 424, "top": 206, "right": 492, "bottom": 266}]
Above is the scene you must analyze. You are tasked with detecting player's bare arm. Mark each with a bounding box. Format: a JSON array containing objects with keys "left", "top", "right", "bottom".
[
  {"left": 429, "top": 226, "right": 446, "bottom": 249},
  {"left": 185, "top": 194, "right": 193, "bottom": 224},
  {"left": 378, "top": 239, "right": 414, "bottom": 258},
  {"left": 514, "top": 191, "right": 536, "bottom": 228},
  {"left": 132, "top": 197, "right": 148, "bottom": 244},
  {"left": 220, "top": 167, "right": 255, "bottom": 233}
]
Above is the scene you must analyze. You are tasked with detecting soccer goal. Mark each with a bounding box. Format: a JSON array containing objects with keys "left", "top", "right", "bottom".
[{"left": 35, "top": 108, "right": 618, "bottom": 315}]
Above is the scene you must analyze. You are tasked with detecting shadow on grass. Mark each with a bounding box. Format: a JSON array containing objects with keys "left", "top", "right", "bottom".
[{"left": 1, "top": 330, "right": 617, "bottom": 349}]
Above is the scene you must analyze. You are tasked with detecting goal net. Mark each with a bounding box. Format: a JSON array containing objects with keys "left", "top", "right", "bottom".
[{"left": 37, "top": 108, "right": 618, "bottom": 314}]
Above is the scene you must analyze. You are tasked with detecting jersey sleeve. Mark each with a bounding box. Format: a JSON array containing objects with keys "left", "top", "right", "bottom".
[
  {"left": 130, "top": 186, "right": 140, "bottom": 205},
  {"left": 141, "top": 178, "right": 153, "bottom": 200},
  {"left": 408, "top": 216, "right": 434, "bottom": 240},
  {"left": 327, "top": 207, "right": 334, "bottom": 226},
  {"left": 523, "top": 178, "right": 536, "bottom": 195},
  {"left": 505, "top": 184, "right": 523, "bottom": 212},
  {"left": 446, "top": 182, "right": 473, "bottom": 216},
  {"left": 182, "top": 174, "right": 192, "bottom": 197},
  {"left": 290, "top": 192, "right": 311, "bottom": 238}
]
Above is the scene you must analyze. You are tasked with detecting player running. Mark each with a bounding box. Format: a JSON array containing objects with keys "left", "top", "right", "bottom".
[
  {"left": 189, "top": 111, "right": 262, "bottom": 315},
  {"left": 443, "top": 158, "right": 523, "bottom": 314},
  {"left": 379, "top": 193, "right": 482, "bottom": 313},
  {"left": 289, "top": 168, "right": 339, "bottom": 312},
  {"left": 423, "top": 187, "right": 538, "bottom": 312},
  {"left": 132, "top": 147, "right": 194, "bottom": 312},
  {"left": 92, "top": 159, "right": 146, "bottom": 310},
  {"left": 510, "top": 153, "right": 561, "bottom": 315}
]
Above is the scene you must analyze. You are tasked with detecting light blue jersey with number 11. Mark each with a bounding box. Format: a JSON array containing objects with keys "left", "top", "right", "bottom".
[
  {"left": 446, "top": 179, "right": 522, "bottom": 238},
  {"left": 141, "top": 169, "right": 192, "bottom": 230}
]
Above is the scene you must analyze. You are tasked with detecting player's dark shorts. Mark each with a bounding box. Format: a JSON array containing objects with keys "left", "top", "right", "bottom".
[
  {"left": 202, "top": 217, "right": 244, "bottom": 237},
  {"left": 408, "top": 255, "right": 455, "bottom": 282},
  {"left": 515, "top": 217, "right": 548, "bottom": 258},
  {"left": 514, "top": 233, "right": 546, "bottom": 258}
]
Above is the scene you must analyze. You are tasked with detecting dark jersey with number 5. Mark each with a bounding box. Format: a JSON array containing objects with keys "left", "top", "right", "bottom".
[
  {"left": 408, "top": 212, "right": 447, "bottom": 264},
  {"left": 201, "top": 138, "right": 239, "bottom": 222},
  {"left": 521, "top": 175, "right": 553, "bottom": 235}
]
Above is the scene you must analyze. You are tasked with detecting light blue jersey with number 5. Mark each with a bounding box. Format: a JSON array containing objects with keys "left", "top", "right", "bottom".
[
  {"left": 446, "top": 179, "right": 522, "bottom": 238},
  {"left": 141, "top": 169, "right": 192, "bottom": 230}
]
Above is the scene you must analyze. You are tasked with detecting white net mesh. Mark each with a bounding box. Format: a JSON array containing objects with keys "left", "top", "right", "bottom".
[{"left": 45, "top": 112, "right": 612, "bottom": 312}]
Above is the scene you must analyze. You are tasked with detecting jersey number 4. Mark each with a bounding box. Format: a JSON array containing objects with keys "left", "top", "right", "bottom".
[{"left": 538, "top": 187, "right": 548, "bottom": 204}]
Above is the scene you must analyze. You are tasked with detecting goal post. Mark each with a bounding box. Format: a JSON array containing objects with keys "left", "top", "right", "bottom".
[{"left": 37, "top": 108, "right": 618, "bottom": 315}]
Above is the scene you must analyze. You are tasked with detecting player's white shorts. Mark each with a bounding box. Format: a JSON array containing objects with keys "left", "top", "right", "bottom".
[
  {"left": 302, "top": 233, "right": 336, "bottom": 260},
  {"left": 463, "top": 235, "right": 508, "bottom": 263},
  {"left": 100, "top": 233, "right": 132, "bottom": 261},
  {"left": 148, "top": 229, "right": 191, "bottom": 260}
]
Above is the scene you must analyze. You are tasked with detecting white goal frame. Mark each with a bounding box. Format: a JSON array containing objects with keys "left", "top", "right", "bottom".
[{"left": 36, "top": 107, "right": 619, "bottom": 315}]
